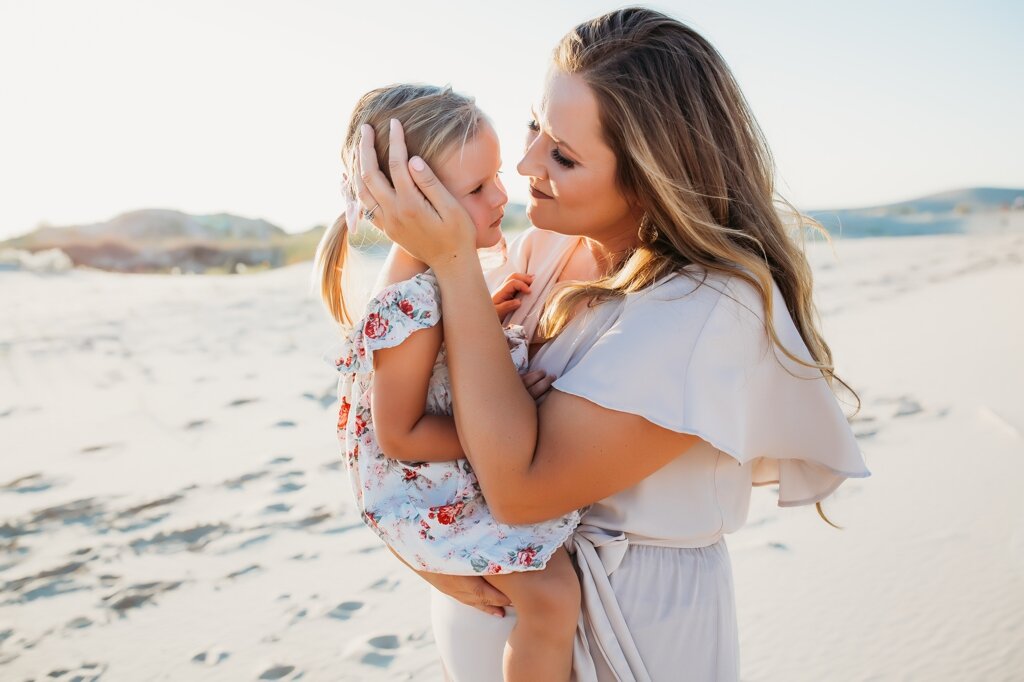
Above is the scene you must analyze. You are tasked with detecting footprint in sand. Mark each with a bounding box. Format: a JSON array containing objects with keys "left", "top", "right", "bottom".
[
  {"left": 225, "top": 564, "right": 262, "bottom": 580},
  {"left": 184, "top": 419, "right": 207, "bottom": 430},
  {"left": 80, "top": 443, "right": 119, "bottom": 454},
  {"left": 257, "top": 664, "right": 298, "bottom": 680},
  {"left": 328, "top": 601, "right": 365, "bottom": 621},
  {"left": 268, "top": 456, "right": 293, "bottom": 466},
  {"left": 894, "top": 397, "right": 924, "bottom": 418},
  {"left": 0, "top": 473, "right": 58, "bottom": 494},
  {"left": 192, "top": 647, "right": 230, "bottom": 667},
  {"left": 223, "top": 470, "right": 270, "bottom": 489},
  {"left": 66, "top": 616, "right": 93, "bottom": 629},
  {"left": 227, "top": 397, "right": 259, "bottom": 407},
  {"left": 273, "top": 420, "right": 297, "bottom": 428},
  {"left": 44, "top": 662, "right": 106, "bottom": 681},
  {"left": 274, "top": 471, "right": 305, "bottom": 494},
  {"left": 349, "top": 634, "right": 402, "bottom": 668}
]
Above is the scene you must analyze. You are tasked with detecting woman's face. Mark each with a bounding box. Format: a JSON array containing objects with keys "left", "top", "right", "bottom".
[
  {"left": 434, "top": 119, "right": 508, "bottom": 249},
  {"left": 517, "top": 69, "right": 641, "bottom": 249}
]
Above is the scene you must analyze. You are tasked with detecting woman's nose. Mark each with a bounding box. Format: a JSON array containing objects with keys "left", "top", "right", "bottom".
[{"left": 517, "top": 134, "right": 545, "bottom": 179}]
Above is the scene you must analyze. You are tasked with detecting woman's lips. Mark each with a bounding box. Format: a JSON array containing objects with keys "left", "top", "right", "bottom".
[
  {"left": 529, "top": 185, "right": 553, "bottom": 200},
  {"left": 489, "top": 215, "right": 503, "bottom": 228}
]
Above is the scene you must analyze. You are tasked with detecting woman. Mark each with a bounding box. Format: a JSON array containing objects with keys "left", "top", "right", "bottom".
[{"left": 354, "top": 7, "right": 869, "bottom": 680}]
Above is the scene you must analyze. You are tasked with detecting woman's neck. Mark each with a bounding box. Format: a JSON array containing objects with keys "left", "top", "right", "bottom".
[{"left": 583, "top": 229, "right": 640, "bottom": 277}]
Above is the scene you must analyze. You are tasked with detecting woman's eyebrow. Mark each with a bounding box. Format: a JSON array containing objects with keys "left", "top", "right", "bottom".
[{"left": 530, "top": 106, "right": 580, "bottom": 159}]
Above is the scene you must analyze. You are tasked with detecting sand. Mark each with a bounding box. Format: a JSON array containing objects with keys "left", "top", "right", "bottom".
[{"left": 1, "top": 231, "right": 1022, "bottom": 681}]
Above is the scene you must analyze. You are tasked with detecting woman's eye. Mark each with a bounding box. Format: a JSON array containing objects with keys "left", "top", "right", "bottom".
[
  {"left": 551, "top": 148, "right": 576, "bottom": 169},
  {"left": 527, "top": 119, "right": 540, "bottom": 132},
  {"left": 469, "top": 185, "right": 483, "bottom": 195}
]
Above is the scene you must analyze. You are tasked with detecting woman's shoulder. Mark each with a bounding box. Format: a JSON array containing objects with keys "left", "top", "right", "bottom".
[{"left": 624, "top": 266, "right": 764, "bottom": 327}]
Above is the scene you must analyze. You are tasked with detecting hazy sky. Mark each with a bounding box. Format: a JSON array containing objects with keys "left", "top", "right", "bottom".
[{"left": 2, "top": 0, "right": 1022, "bottom": 238}]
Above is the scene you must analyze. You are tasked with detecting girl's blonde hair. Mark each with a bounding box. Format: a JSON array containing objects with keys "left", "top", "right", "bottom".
[
  {"left": 315, "top": 84, "right": 483, "bottom": 326},
  {"left": 542, "top": 8, "right": 857, "bottom": 525}
]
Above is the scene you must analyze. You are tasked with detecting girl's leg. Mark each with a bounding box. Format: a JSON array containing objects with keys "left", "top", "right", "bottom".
[{"left": 483, "top": 547, "right": 580, "bottom": 682}]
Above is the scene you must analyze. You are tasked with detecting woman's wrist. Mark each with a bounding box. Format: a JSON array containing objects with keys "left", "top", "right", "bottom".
[{"left": 428, "top": 243, "right": 482, "bottom": 277}]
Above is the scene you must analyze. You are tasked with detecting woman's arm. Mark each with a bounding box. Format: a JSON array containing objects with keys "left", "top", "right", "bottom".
[
  {"left": 355, "top": 121, "right": 700, "bottom": 522},
  {"left": 372, "top": 323, "right": 465, "bottom": 462}
]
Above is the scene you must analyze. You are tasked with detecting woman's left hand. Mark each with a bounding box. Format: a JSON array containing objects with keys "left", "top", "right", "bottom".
[{"left": 354, "top": 119, "right": 477, "bottom": 269}]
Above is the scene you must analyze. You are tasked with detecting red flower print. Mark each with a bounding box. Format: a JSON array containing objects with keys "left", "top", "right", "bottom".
[
  {"left": 398, "top": 299, "right": 414, "bottom": 317},
  {"left": 430, "top": 502, "right": 465, "bottom": 525},
  {"left": 364, "top": 313, "right": 389, "bottom": 339},
  {"left": 516, "top": 545, "right": 539, "bottom": 567},
  {"left": 486, "top": 562, "right": 503, "bottom": 575},
  {"left": 403, "top": 468, "right": 419, "bottom": 481},
  {"left": 337, "top": 397, "right": 351, "bottom": 429},
  {"left": 354, "top": 414, "right": 368, "bottom": 437}
]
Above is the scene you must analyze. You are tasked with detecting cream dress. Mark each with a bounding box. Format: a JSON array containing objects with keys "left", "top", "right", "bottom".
[{"left": 430, "top": 228, "right": 871, "bottom": 681}]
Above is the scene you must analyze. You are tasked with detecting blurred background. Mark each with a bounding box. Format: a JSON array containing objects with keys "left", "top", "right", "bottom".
[
  {"left": 1, "top": 2, "right": 1021, "bottom": 681},
  {"left": 2, "top": 0, "right": 1022, "bottom": 270}
]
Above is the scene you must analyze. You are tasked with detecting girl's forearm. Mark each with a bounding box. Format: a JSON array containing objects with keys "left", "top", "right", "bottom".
[
  {"left": 379, "top": 414, "right": 465, "bottom": 463},
  {"left": 431, "top": 253, "right": 538, "bottom": 484}
]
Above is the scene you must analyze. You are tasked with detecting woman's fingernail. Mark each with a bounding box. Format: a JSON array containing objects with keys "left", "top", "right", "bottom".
[
  {"left": 410, "top": 156, "right": 425, "bottom": 172},
  {"left": 390, "top": 118, "right": 398, "bottom": 131}
]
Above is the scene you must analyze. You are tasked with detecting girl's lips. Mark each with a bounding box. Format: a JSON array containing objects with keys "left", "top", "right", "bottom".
[
  {"left": 489, "top": 215, "right": 503, "bottom": 228},
  {"left": 529, "top": 185, "right": 553, "bottom": 200}
]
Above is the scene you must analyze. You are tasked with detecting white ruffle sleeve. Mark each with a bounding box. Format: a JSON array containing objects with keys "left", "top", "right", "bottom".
[{"left": 552, "top": 269, "right": 870, "bottom": 506}]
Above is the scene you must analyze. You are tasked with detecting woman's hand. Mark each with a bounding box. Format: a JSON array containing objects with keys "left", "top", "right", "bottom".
[
  {"left": 520, "top": 370, "right": 557, "bottom": 403},
  {"left": 354, "top": 119, "right": 477, "bottom": 269},
  {"left": 491, "top": 272, "right": 534, "bottom": 320},
  {"left": 415, "top": 571, "right": 513, "bottom": 618}
]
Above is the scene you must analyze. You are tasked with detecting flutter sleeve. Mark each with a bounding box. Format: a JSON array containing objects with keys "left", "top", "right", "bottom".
[
  {"left": 551, "top": 270, "right": 870, "bottom": 507},
  {"left": 321, "top": 272, "right": 441, "bottom": 375}
]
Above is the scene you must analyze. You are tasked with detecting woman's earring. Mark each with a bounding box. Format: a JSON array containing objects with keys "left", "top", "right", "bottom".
[{"left": 639, "top": 213, "right": 659, "bottom": 244}]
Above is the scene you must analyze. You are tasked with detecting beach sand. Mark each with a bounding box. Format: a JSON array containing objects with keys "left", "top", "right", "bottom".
[{"left": 1, "top": 231, "right": 1022, "bottom": 681}]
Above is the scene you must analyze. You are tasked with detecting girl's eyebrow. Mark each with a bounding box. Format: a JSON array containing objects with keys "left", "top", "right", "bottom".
[{"left": 530, "top": 106, "right": 580, "bottom": 159}]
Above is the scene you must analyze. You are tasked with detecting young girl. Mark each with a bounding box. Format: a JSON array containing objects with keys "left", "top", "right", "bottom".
[{"left": 315, "top": 84, "right": 581, "bottom": 682}]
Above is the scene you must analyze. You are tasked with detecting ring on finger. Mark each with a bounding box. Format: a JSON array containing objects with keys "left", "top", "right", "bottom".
[{"left": 364, "top": 203, "right": 380, "bottom": 222}]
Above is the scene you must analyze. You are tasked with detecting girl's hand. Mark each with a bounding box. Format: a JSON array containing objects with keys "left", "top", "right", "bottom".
[
  {"left": 354, "top": 119, "right": 477, "bottom": 269},
  {"left": 414, "top": 571, "right": 512, "bottom": 618},
  {"left": 491, "top": 272, "right": 534, "bottom": 320},
  {"left": 520, "top": 370, "right": 557, "bottom": 403}
]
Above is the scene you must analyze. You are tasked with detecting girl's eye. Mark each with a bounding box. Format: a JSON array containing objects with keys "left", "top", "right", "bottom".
[
  {"left": 527, "top": 119, "right": 540, "bottom": 132},
  {"left": 551, "top": 148, "right": 576, "bottom": 169},
  {"left": 469, "top": 185, "right": 483, "bottom": 195}
]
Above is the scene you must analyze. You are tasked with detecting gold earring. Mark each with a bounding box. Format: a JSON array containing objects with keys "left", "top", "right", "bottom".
[{"left": 639, "top": 213, "right": 658, "bottom": 243}]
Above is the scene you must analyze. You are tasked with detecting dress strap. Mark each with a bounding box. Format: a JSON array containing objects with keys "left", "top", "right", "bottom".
[{"left": 571, "top": 524, "right": 653, "bottom": 682}]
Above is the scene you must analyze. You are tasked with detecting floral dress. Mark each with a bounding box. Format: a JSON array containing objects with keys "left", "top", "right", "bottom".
[{"left": 322, "top": 271, "right": 581, "bottom": 575}]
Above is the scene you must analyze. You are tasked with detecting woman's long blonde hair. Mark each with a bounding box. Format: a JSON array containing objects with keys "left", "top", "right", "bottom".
[
  {"left": 542, "top": 8, "right": 857, "bottom": 525},
  {"left": 542, "top": 8, "right": 856, "bottom": 400},
  {"left": 315, "top": 84, "right": 483, "bottom": 326}
]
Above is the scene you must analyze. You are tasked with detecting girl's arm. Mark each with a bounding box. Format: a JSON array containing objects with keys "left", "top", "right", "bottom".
[
  {"left": 372, "top": 243, "right": 428, "bottom": 295},
  {"left": 372, "top": 322, "right": 465, "bottom": 462}
]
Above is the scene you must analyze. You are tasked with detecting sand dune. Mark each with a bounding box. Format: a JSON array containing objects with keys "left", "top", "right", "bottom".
[{"left": 1, "top": 232, "right": 1021, "bottom": 680}]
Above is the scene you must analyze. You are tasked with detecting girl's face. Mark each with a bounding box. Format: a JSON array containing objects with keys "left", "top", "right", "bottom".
[
  {"left": 517, "top": 69, "right": 641, "bottom": 250},
  {"left": 434, "top": 120, "right": 508, "bottom": 249}
]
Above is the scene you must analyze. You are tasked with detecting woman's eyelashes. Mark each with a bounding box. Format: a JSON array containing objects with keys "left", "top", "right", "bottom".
[
  {"left": 551, "top": 148, "right": 575, "bottom": 169},
  {"left": 528, "top": 119, "right": 575, "bottom": 169}
]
